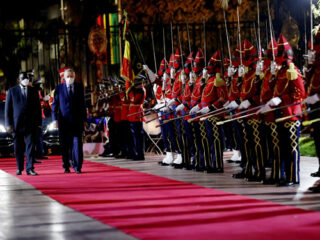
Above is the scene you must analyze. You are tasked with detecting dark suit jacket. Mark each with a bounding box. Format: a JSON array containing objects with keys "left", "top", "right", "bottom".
[
  {"left": 5, "top": 85, "right": 42, "bottom": 133},
  {"left": 52, "top": 82, "right": 86, "bottom": 133}
]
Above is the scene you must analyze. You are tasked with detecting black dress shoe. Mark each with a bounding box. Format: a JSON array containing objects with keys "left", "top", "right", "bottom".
[
  {"left": 173, "top": 163, "right": 184, "bottom": 169},
  {"left": 194, "top": 166, "right": 206, "bottom": 172},
  {"left": 36, "top": 155, "right": 48, "bottom": 159},
  {"left": 183, "top": 165, "right": 195, "bottom": 170},
  {"left": 76, "top": 169, "right": 82, "bottom": 174},
  {"left": 311, "top": 171, "right": 320, "bottom": 177},
  {"left": 16, "top": 170, "right": 22, "bottom": 175},
  {"left": 99, "top": 153, "right": 114, "bottom": 157},
  {"left": 132, "top": 157, "right": 145, "bottom": 161},
  {"left": 158, "top": 161, "right": 170, "bottom": 166},
  {"left": 245, "top": 175, "right": 265, "bottom": 182},
  {"left": 206, "top": 168, "right": 224, "bottom": 173},
  {"left": 263, "top": 178, "right": 277, "bottom": 185},
  {"left": 27, "top": 170, "right": 38, "bottom": 176},
  {"left": 312, "top": 186, "right": 320, "bottom": 193},
  {"left": 232, "top": 171, "right": 246, "bottom": 179},
  {"left": 34, "top": 159, "right": 42, "bottom": 164},
  {"left": 277, "top": 181, "right": 297, "bottom": 187},
  {"left": 64, "top": 168, "right": 71, "bottom": 173}
]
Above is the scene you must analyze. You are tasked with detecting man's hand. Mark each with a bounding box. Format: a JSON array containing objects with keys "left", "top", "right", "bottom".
[
  {"left": 6, "top": 126, "right": 13, "bottom": 134},
  {"left": 225, "top": 101, "right": 239, "bottom": 110},
  {"left": 303, "top": 94, "right": 320, "bottom": 105},
  {"left": 189, "top": 105, "right": 200, "bottom": 115},
  {"left": 199, "top": 106, "right": 210, "bottom": 114},
  {"left": 238, "top": 100, "right": 251, "bottom": 110},
  {"left": 267, "top": 97, "right": 282, "bottom": 107}
]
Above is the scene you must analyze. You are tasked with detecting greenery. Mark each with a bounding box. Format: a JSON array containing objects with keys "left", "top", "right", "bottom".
[{"left": 299, "top": 136, "right": 317, "bottom": 157}]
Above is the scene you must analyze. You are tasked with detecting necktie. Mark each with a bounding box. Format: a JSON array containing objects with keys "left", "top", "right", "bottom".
[{"left": 22, "top": 87, "right": 27, "bottom": 100}]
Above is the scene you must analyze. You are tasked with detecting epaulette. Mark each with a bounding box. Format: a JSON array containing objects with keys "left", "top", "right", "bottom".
[
  {"left": 214, "top": 73, "right": 226, "bottom": 87},
  {"left": 286, "top": 62, "right": 298, "bottom": 80}
]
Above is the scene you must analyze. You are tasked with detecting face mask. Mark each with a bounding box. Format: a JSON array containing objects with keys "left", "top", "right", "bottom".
[
  {"left": 21, "top": 79, "right": 29, "bottom": 86},
  {"left": 65, "top": 77, "right": 74, "bottom": 86}
]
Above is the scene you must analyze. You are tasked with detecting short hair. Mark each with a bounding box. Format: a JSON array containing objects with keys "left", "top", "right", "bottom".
[{"left": 64, "top": 68, "right": 75, "bottom": 76}]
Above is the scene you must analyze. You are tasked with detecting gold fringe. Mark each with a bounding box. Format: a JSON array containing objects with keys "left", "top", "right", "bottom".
[{"left": 286, "top": 62, "right": 298, "bottom": 80}]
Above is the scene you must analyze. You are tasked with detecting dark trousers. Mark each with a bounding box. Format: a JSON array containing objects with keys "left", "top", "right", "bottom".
[
  {"left": 13, "top": 130, "right": 36, "bottom": 172},
  {"left": 129, "top": 121, "right": 145, "bottom": 159},
  {"left": 119, "top": 120, "right": 131, "bottom": 157},
  {"left": 278, "top": 121, "right": 301, "bottom": 183},
  {"left": 310, "top": 103, "right": 320, "bottom": 170},
  {"left": 205, "top": 117, "right": 225, "bottom": 169},
  {"left": 183, "top": 119, "right": 195, "bottom": 166},
  {"left": 35, "top": 126, "right": 44, "bottom": 157},
  {"left": 59, "top": 128, "right": 83, "bottom": 171}
]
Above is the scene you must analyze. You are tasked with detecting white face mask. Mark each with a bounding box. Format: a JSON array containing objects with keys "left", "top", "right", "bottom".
[
  {"left": 65, "top": 77, "right": 74, "bottom": 86},
  {"left": 21, "top": 79, "right": 29, "bottom": 87}
]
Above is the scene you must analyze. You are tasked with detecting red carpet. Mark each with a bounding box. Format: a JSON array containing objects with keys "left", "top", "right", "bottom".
[{"left": 1, "top": 156, "right": 320, "bottom": 240}]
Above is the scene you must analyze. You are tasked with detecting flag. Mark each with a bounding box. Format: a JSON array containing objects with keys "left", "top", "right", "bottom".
[{"left": 121, "top": 40, "right": 134, "bottom": 97}]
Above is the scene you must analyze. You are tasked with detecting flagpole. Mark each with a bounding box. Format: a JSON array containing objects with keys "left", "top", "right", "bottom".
[{"left": 118, "top": 0, "right": 122, "bottom": 69}]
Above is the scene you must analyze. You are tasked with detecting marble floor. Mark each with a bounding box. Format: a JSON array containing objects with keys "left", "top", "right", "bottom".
[{"left": 1, "top": 152, "right": 320, "bottom": 239}]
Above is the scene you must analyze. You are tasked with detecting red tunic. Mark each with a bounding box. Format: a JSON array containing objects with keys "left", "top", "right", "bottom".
[
  {"left": 128, "top": 87, "right": 146, "bottom": 122},
  {"left": 112, "top": 95, "right": 122, "bottom": 123},
  {"left": 200, "top": 75, "right": 228, "bottom": 117},
  {"left": 273, "top": 63, "right": 305, "bottom": 121},
  {"left": 119, "top": 92, "right": 130, "bottom": 121},
  {"left": 240, "top": 68, "right": 261, "bottom": 119},
  {"left": 260, "top": 68, "right": 276, "bottom": 122}
]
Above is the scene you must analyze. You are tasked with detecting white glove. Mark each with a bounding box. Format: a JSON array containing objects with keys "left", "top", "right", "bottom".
[
  {"left": 202, "top": 68, "right": 208, "bottom": 79},
  {"left": 227, "top": 66, "right": 236, "bottom": 77},
  {"left": 162, "top": 72, "right": 169, "bottom": 89},
  {"left": 43, "top": 94, "right": 50, "bottom": 101},
  {"left": 267, "top": 97, "right": 282, "bottom": 107},
  {"left": 162, "top": 106, "right": 170, "bottom": 113},
  {"left": 189, "top": 71, "right": 195, "bottom": 84},
  {"left": 180, "top": 71, "right": 187, "bottom": 84},
  {"left": 226, "top": 100, "right": 239, "bottom": 110},
  {"left": 238, "top": 99, "right": 251, "bottom": 109},
  {"left": 143, "top": 64, "right": 149, "bottom": 71},
  {"left": 167, "top": 99, "right": 176, "bottom": 107},
  {"left": 199, "top": 106, "right": 210, "bottom": 114},
  {"left": 153, "top": 102, "right": 165, "bottom": 110},
  {"left": 170, "top": 68, "right": 176, "bottom": 79},
  {"left": 308, "top": 50, "right": 316, "bottom": 65},
  {"left": 256, "top": 105, "right": 271, "bottom": 114},
  {"left": 176, "top": 104, "right": 185, "bottom": 112},
  {"left": 303, "top": 94, "right": 320, "bottom": 105},
  {"left": 238, "top": 65, "right": 245, "bottom": 77},
  {"left": 270, "top": 61, "right": 277, "bottom": 75},
  {"left": 189, "top": 105, "right": 200, "bottom": 115},
  {"left": 256, "top": 61, "right": 264, "bottom": 76}
]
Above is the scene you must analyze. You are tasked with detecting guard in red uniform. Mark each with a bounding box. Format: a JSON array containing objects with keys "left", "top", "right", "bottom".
[
  {"left": 258, "top": 38, "right": 281, "bottom": 184},
  {"left": 198, "top": 50, "right": 228, "bottom": 172},
  {"left": 128, "top": 74, "right": 147, "bottom": 160},
  {"left": 303, "top": 30, "right": 320, "bottom": 183},
  {"left": 266, "top": 34, "right": 305, "bottom": 186},
  {"left": 237, "top": 39, "right": 266, "bottom": 182},
  {"left": 188, "top": 48, "right": 207, "bottom": 171}
]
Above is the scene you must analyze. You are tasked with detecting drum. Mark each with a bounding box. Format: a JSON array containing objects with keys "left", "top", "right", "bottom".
[{"left": 143, "top": 113, "right": 161, "bottom": 135}]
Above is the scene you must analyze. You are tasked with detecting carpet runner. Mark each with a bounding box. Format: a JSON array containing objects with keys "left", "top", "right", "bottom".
[{"left": 0, "top": 156, "right": 319, "bottom": 240}]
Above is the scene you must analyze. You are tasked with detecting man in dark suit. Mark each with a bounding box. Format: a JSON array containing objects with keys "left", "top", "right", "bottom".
[
  {"left": 5, "top": 72, "right": 42, "bottom": 175},
  {"left": 52, "top": 68, "right": 86, "bottom": 173}
]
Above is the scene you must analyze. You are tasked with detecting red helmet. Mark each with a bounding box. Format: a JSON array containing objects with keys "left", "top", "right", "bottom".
[
  {"left": 173, "top": 48, "right": 181, "bottom": 69},
  {"left": 267, "top": 38, "right": 278, "bottom": 59},
  {"left": 276, "top": 34, "right": 293, "bottom": 64},
  {"left": 184, "top": 52, "right": 193, "bottom": 75},
  {"left": 207, "top": 50, "right": 222, "bottom": 74},
  {"left": 193, "top": 48, "right": 204, "bottom": 73},
  {"left": 157, "top": 58, "right": 167, "bottom": 76},
  {"left": 234, "top": 39, "right": 256, "bottom": 66}
]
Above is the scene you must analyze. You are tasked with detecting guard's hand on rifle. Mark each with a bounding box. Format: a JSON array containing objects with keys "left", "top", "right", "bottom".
[
  {"left": 167, "top": 99, "right": 176, "bottom": 107},
  {"left": 189, "top": 105, "right": 200, "bottom": 115},
  {"left": 227, "top": 66, "right": 236, "bottom": 77},
  {"left": 238, "top": 99, "right": 251, "bottom": 109},
  {"left": 303, "top": 94, "right": 320, "bottom": 105},
  {"left": 308, "top": 50, "right": 316, "bottom": 65},
  {"left": 256, "top": 105, "right": 271, "bottom": 114},
  {"left": 225, "top": 101, "right": 239, "bottom": 110},
  {"left": 189, "top": 71, "right": 195, "bottom": 84},
  {"left": 267, "top": 97, "right": 282, "bottom": 107},
  {"left": 202, "top": 68, "right": 208, "bottom": 79},
  {"left": 162, "top": 106, "right": 170, "bottom": 113},
  {"left": 270, "top": 61, "right": 278, "bottom": 75},
  {"left": 170, "top": 67, "right": 176, "bottom": 79},
  {"left": 199, "top": 106, "right": 210, "bottom": 114},
  {"left": 255, "top": 61, "right": 264, "bottom": 76},
  {"left": 238, "top": 65, "right": 245, "bottom": 77},
  {"left": 176, "top": 104, "right": 185, "bottom": 113},
  {"left": 180, "top": 71, "right": 187, "bottom": 84},
  {"left": 143, "top": 64, "right": 149, "bottom": 71}
]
